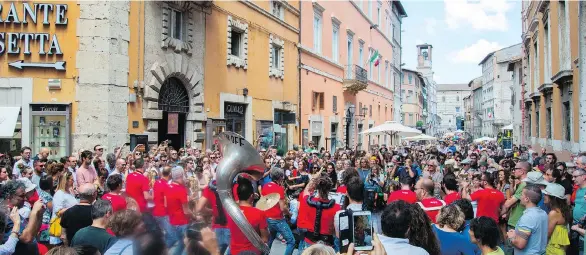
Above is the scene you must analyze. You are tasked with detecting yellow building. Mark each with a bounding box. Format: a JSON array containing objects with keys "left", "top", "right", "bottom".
[
  {"left": 521, "top": 0, "right": 580, "bottom": 160},
  {"left": 203, "top": 1, "right": 299, "bottom": 152}
]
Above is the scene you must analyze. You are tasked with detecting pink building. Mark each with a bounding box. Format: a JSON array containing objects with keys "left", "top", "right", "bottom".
[{"left": 299, "top": 0, "right": 407, "bottom": 152}]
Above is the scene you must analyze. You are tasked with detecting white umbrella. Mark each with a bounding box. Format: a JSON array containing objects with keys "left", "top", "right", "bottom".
[
  {"left": 454, "top": 129, "right": 464, "bottom": 133},
  {"left": 502, "top": 124, "right": 513, "bottom": 130},
  {"left": 360, "top": 121, "right": 422, "bottom": 137},
  {"left": 403, "top": 134, "right": 438, "bottom": 141},
  {"left": 474, "top": 137, "right": 496, "bottom": 143},
  {"left": 443, "top": 132, "right": 455, "bottom": 137}
]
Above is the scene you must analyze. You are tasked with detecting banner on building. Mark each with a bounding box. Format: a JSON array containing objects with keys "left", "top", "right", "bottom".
[{"left": 168, "top": 113, "right": 178, "bottom": 134}]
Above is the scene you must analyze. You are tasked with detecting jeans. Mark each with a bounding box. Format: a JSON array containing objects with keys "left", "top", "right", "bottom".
[
  {"left": 171, "top": 224, "right": 188, "bottom": 255},
  {"left": 155, "top": 216, "right": 177, "bottom": 248},
  {"left": 298, "top": 239, "right": 309, "bottom": 254},
  {"left": 267, "top": 219, "right": 295, "bottom": 255},
  {"left": 504, "top": 225, "right": 514, "bottom": 255},
  {"left": 214, "top": 228, "right": 230, "bottom": 255}
]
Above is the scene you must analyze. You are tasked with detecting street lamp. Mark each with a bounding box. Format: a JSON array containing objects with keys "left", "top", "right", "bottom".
[{"left": 345, "top": 105, "right": 355, "bottom": 149}]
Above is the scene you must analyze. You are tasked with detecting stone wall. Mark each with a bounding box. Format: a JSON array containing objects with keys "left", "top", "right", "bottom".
[{"left": 74, "top": 1, "right": 130, "bottom": 151}]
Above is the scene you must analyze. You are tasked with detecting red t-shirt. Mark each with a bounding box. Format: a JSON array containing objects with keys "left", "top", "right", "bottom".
[
  {"left": 167, "top": 182, "right": 189, "bottom": 225},
  {"left": 261, "top": 182, "right": 285, "bottom": 219},
  {"left": 152, "top": 179, "right": 169, "bottom": 217},
  {"left": 418, "top": 198, "right": 446, "bottom": 223},
  {"left": 470, "top": 187, "right": 505, "bottom": 222},
  {"left": 336, "top": 185, "right": 347, "bottom": 194},
  {"left": 297, "top": 193, "right": 341, "bottom": 243},
  {"left": 101, "top": 193, "right": 127, "bottom": 212},
  {"left": 292, "top": 169, "right": 299, "bottom": 177},
  {"left": 126, "top": 172, "right": 150, "bottom": 212},
  {"left": 202, "top": 187, "right": 228, "bottom": 229},
  {"left": 444, "top": 192, "right": 461, "bottom": 205},
  {"left": 228, "top": 205, "right": 268, "bottom": 255},
  {"left": 388, "top": 190, "right": 417, "bottom": 204}
]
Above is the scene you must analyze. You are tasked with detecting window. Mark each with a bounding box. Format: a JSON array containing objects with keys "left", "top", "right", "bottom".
[
  {"left": 442, "top": 96, "right": 446, "bottom": 102},
  {"left": 269, "top": 35, "right": 284, "bottom": 78},
  {"left": 456, "top": 96, "right": 459, "bottom": 101},
  {"left": 559, "top": 0, "right": 571, "bottom": 70},
  {"left": 332, "top": 24, "right": 339, "bottom": 62},
  {"left": 271, "top": 44, "right": 280, "bottom": 68},
  {"left": 313, "top": 11, "right": 322, "bottom": 54},
  {"left": 271, "top": 0, "right": 284, "bottom": 20},
  {"left": 563, "top": 102, "right": 571, "bottom": 141},
  {"left": 408, "top": 73, "right": 412, "bottom": 84},
  {"left": 535, "top": 111, "right": 540, "bottom": 137},
  {"left": 401, "top": 89, "right": 405, "bottom": 101},
  {"left": 368, "top": 0, "right": 373, "bottom": 19},
  {"left": 385, "top": 61, "right": 389, "bottom": 88},
  {"left": 231, "top": 30, "right": 243, "bottom": 57},
  {"left": 544, "top": 15, "right": 551, "bottom": 80},
  {"left": 333, "top": 96, "right": 338, "bottom": 112},
  {"left": 392, "top": 24, "right": 395, "bottom": 40},
  {"left": 409, "top": 113, "right": 413, "bottom": 125},
  {"left": 359, "top": 42, "right": 364, "bottom": 67},
  {"left": 408, "top": 90, "right": 413, "bottom": 103},
  {"left": 312, "top": 92, "right": 325, "bottom": 110},
  {"left": 546, "top": 107, "right": 552, "bottom": 139},
  {"left": 369, "top": 105, "right": 372, "bottom": 117},
  {"left": 533, "top": 41, "right": 539, "bottom": 89},
  {"left": 455, "top": 107, "right": 460, "bottom": 113},
  {"left": 170, "top": 9, "right": 184, "bottom": 40}
]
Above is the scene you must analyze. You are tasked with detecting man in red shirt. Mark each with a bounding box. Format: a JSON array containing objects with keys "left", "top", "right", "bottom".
[
  {"left": 166, "top": 166, "right": 193, "bottom": 255},
  {"left": 442, "top": 174, "right": 461, "bottom": 204},
  {"left": 388, "top": 178, "right": 417, "bottom": 204},
  {"left": 102, "top": 174, "right": 127, "bottom": 212},
  {"left": 152, "top": 166, "right": 174, "bottom": 247},
  {"left": 197, "top": 180, "right": 230, "bottom": 254},
  {"left": 125, "top": 158, "right": 152, "bottom": 212},
  {"left": 462, "top": 172, "right": 505, "bottom": 222},
  {"left": 297, "top": 175, "right": 340, "bottom": 252},
  {"left": 228, "top": 177, "right": 269, "bottom": 255},
  {"left": 415, "top": 178, "right": 445, "bottom": 223},
  {"left": 261, "top": 168, "right": 294, "bottom": 255}
]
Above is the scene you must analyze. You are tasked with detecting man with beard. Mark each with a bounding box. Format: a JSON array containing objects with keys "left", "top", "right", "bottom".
[
  {"left": 0, "top": 180, "right": 45, "bottom": 255},
  {"left": 12, "top": 147, "right": 33, "bottom": 179},
  {"left": 77, "top": 151, "right": 98, "bottom": 188}
]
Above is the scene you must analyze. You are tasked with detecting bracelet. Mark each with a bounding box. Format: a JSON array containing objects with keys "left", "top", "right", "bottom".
[{"left": 11, "top": 231, "right": 19, "bottom": 237}]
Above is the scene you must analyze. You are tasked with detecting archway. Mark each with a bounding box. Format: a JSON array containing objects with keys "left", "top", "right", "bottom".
[{"left": 157, "top": 77, "right": 189, "bottom": 149}]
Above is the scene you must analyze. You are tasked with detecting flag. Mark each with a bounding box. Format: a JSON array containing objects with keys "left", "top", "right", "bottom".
[
  {"left": 374, "top": 56, "right": 381, "bottom": 67},
  {"left": 369, "top": 50, "right": 379, "bottom": 64}
]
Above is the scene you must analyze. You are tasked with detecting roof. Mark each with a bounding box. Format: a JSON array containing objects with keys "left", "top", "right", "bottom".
[
  {"left": 416, "top": 44, "right": 433, "bottom": 48},
  {"left": 478, "top": 52, "right": 494, "bottom": 65},
  {"left": 437, "top": 84, "right": 470, "bottom": 91},
  {"left": 479, "top": 43, "right": 522, "bottom": 65},
  {"left": 393, "top": 1, "right": 407, "bottom": 17},
  {"left": 401, "top": 68, "right": 419, "bottom": 74}
]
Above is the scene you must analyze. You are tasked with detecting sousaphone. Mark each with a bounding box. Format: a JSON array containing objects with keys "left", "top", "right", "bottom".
[{"left": 214, "top": 132, "right": 270, "bottom": 254}]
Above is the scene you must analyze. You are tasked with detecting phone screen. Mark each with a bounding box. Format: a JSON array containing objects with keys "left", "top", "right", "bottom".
[{"left": 352, "top": 213, "right": 373, "bottom": 250}]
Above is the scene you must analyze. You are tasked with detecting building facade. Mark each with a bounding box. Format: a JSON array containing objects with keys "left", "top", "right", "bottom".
[
  {"left": 509, "top": 58, "right": 523, "bottom": 144},
  {"left": 400, "top": 68, "right": 423, "bottom": 128},
  {"left": 521, "top": 0, "right": 580, "bottom": 160},
  {"left": 436, "top": 84, "right": 469, "bottom": 134},
  {"left": 299, "top": 0, "right": 406, "bottom": 151},
  {"left": 463, "top": 94, "right": 473, "bottom": 136},
  {"left": 469, "top": 77, "right": 483, "bottom": 138},
  {"left": 478, "top": 44, "right": 521, "bottom": 137},
  {"left": 202, "top": 1, "right": 299, "bottom": 153}
]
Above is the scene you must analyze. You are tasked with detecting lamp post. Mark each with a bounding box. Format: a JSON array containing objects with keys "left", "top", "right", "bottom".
[{"left": 345, "top": 105, "right": 355, "bottom": 149}]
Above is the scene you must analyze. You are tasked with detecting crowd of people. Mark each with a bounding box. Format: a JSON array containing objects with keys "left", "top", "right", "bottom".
[{"left": 0, "top": 138, "right": 585, "bottom": 255}]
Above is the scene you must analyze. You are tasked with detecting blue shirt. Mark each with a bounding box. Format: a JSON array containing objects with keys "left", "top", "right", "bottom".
[
  {"left": 574, "top": 187, "right": 586, "bottom": 224},
  {"left": 433, "top": 224, "right": 479, "bottom": 255},
  {"left": 514, "top": 206, "right": 548, "bottom": 255},
  {"left": 3, "top": 213, "right": 38, "bottom": 255},
  {"left": 357, "top": 168, "right": 371, "bottom": 182}
]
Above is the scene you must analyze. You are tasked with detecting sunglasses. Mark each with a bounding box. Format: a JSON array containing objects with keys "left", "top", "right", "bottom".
[{"left": 97, "top": 148, "right": 103, "bottom": 151}]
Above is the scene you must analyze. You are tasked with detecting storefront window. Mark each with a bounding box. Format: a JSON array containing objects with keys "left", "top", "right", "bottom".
[{"left": 31, "top": 104, "right": 70, "bottom": 160}]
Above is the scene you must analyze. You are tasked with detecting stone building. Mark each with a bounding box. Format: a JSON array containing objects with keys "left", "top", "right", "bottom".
[
  {"left": 521, "top": 0, "right": 581, "bottom": 160},
  {"left": 436, "top": 84, "right": 469, "bottom": 135}
]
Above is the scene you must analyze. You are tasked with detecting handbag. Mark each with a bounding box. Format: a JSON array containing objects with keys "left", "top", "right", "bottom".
[{"left": 49, "top": 217, "right": 62, "bottom": 237}]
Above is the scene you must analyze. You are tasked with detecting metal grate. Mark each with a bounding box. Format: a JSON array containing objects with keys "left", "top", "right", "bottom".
[{"left": 158, "top": 78, "right": 189, "bottom": 113}]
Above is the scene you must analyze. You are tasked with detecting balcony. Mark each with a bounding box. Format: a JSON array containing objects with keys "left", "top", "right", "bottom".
[{"left": 343, "top": 65, "right": 368, "bottom": 94}]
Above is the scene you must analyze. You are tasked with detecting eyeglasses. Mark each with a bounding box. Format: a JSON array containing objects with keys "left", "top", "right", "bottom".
[
  {"left": 97, "top": 148, "right": 103, "bottom": 151},
  {"left": 572, "top": 174, "right": 585, "bottom": 179}
]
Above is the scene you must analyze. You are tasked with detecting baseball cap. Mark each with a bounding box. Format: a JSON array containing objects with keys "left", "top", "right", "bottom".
[
  {"left": 542, "top": 183, "right": 566, "bottom": 200},
  {"left": 522, "top": 172, "right": 549, "bottom": 186}
]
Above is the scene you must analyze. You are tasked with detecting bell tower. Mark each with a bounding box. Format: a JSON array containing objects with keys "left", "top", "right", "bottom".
[{"left": 417, "top": 44, "right": 433, "bottom": 69}]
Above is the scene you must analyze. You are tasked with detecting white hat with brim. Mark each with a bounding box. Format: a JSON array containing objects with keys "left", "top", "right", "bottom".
[
  {"left": 18, "top": 178, "right": 37, "bottom": 193},
  {"left": 542, "top": 183, "right": 566, "bottom": 199},
  {"left": 522, "top": 172, "right": 549, "bottom": 186}
]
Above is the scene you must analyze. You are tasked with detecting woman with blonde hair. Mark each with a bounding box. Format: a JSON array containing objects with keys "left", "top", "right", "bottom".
[
  {"left": 50, "top": 171, "right": 78, "bottom": 245},
  {"left": 433, "top": 204, "right": 479, "bottom": 255}
]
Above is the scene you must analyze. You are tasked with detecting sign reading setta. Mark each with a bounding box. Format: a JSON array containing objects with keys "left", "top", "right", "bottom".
[{"left": 0, "top": 2, "right": 69, "bottom": 71}]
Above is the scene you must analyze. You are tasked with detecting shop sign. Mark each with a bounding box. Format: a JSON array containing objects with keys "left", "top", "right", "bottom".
[
  {"left": 225, "top": 102, "right": 246, "bottom": 117},
  {"left": 0, "top": 2, "right": 68, "bottom": 70},
  {"left": 31, "top": 104, "right": 67, "bottom": 112}
]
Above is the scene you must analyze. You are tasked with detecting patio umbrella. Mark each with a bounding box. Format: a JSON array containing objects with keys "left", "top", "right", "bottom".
[
  {"left": 403, "top": 134, "right": 438, "bottom": 141},
  {"left": 360, "top": 121, "right": 421, "bottom": 144},
  {"left": 501, "top": 124, "right": 513, "bottom": 130},
  {"left": 474, "top": 137, "right": 496, "bottom": 143}
]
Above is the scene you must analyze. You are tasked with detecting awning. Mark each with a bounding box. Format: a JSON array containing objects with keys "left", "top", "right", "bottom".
[{"left": 0, "top": 107, "right": 20, "bottom": 139}]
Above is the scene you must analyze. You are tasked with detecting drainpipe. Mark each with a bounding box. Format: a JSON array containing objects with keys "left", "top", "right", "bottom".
[
  {"left": 578, "top": 1, "right": 586, "bottom": 151},
  {"left": 521, "top": 44, "right": 526, "bottom": 145},
  {"left": 298, "top": 4, "right": 302, "bottom": 146}
]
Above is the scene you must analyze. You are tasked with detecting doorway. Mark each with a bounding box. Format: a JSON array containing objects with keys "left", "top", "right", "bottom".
[{"left": 157, "top": 77, "right": 189, "bottom": 149}]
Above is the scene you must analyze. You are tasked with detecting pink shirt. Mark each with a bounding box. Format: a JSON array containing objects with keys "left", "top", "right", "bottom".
[{"left": 76, "top": 165, "right": 97, "bottom": 187}]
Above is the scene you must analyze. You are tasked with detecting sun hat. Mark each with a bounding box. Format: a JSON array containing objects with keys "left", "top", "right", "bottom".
[
  {"left": 460, "top": 158, "right": 472, "bottom": 165},
  {"left": 522, "top": 171, "right": 549, "bottom": 186},
  {"left": 18, "top": 178, "right": 37, "bottom": 193},
  {"left": 542, "top": 183, "right": 566, "bottom": 199}
]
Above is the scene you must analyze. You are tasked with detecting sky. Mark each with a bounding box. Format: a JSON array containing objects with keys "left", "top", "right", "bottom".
[{"left": 400, "top": 0, "right": 522, "bottom": 84}]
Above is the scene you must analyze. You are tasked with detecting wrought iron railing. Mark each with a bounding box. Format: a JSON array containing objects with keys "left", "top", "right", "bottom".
[{"left": 345, "top": 64, "right": 368, "bottom": 84}]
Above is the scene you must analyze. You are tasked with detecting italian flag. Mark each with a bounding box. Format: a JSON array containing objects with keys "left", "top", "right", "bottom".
[{"left": 369, "top": 50, "right": 380, "bottom": 67}]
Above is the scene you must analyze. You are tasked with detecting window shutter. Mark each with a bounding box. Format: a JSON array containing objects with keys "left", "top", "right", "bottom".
[
  {"left": 319, "top": 93, "right": 325, "bottom": 109},
  {"left": 312, "top": 92, "right": 317, "bottom": 109},
  {"left": 332, "top": 96, "right": 337, "bottom": 112}
]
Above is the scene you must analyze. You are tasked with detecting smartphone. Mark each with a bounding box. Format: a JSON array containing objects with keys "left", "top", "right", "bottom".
[{"left": 352, "top": 211, "right": 373, "bottom": 251}]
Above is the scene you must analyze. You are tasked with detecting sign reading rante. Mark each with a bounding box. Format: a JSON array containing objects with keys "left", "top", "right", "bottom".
[{"left": 0, "top": 2, "right": 68, "bottom": 70}]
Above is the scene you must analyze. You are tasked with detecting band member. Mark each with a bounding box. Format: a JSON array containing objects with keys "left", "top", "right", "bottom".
[
  {"left": 228, "top": 177, "right": 269, "bottom": 255},
  {"left": 297, "top": 174, "right": 340, "bottom": 251},
  {"left": 261, "top": 168, "right": 294, "bottom": 255},
  {"left": 196, "top": 180, "right": 230, "bottom": 255},
  {"left": 126, "top": 158, "right": 152, "bottom": 213}
]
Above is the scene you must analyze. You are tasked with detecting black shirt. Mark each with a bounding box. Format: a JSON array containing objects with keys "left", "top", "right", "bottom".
[
  {"left": 71, "top": 226, "right": 118, "bottom": 254},
  {"left": 60, "top": 204, "right": 93, "bottom": 244}
]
